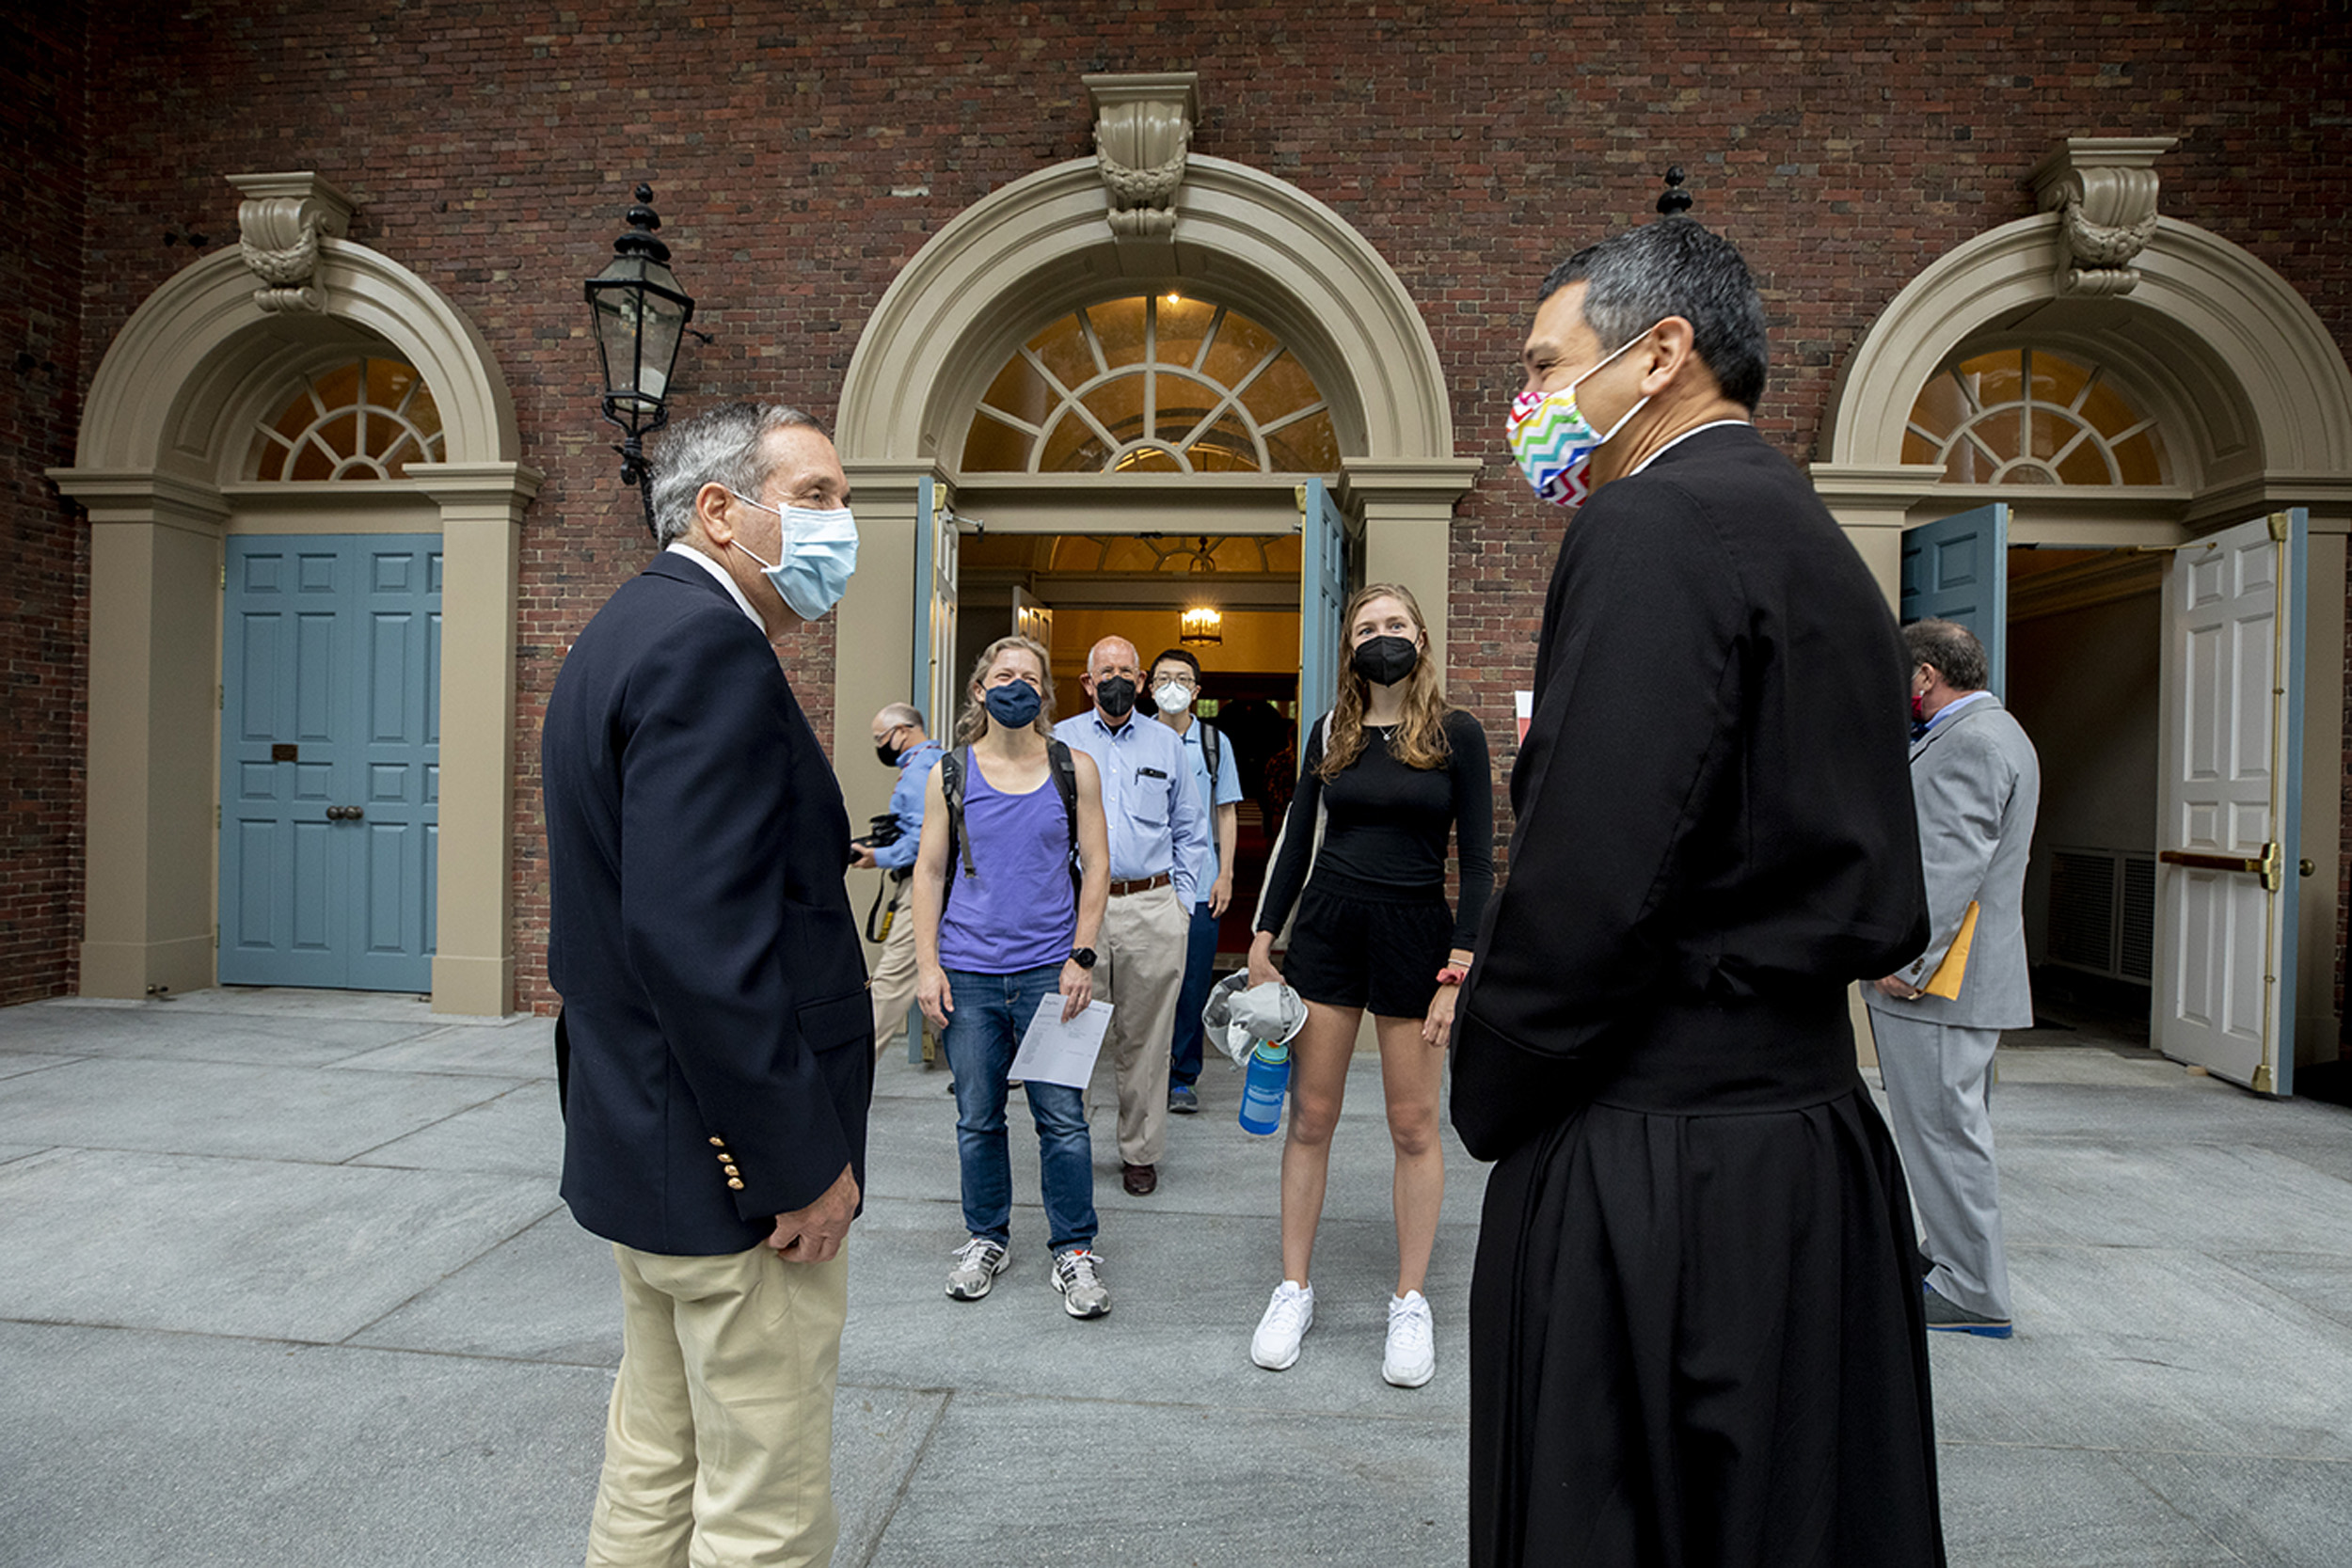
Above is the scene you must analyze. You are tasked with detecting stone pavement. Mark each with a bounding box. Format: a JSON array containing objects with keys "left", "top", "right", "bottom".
[{"left": 1, "top": 987, "right": 2347, "bottom": 1566}]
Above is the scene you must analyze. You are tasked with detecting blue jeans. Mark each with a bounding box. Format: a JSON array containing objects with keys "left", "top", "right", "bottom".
[
  {"left": 1168, "top": 898, "right": 1221, "bottom": 1088},
  {"left": 941, "top": 964, "right": 1097, "bottom": 1253}
]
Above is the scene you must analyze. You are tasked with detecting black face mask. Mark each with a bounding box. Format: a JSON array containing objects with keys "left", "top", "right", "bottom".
[
  {"left": 1093, "top": 675, "right": 1138, "bottom": 720},
  {"left": 1351, "top": 635, "right": 1420, "bottom": 688},
  {"left": 876, "top": 740, "right": 905, "bottom": 768}
]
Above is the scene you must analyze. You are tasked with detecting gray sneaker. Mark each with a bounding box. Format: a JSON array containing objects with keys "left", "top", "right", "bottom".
[
  {"left": 1052, "top": 1247, "right": 1111, "bottom": 1318},
  {"left": 945, "top": 1238, "right": 1009, "bottom": 1301}
]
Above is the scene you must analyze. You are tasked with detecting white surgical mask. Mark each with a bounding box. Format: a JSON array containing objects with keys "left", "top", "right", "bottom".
[
  {"left": 1153, "top": 682, "right": 1193, "bottom": 716},
  {"left": 729, "top": 491, "right": 858, "bottom": 621}
]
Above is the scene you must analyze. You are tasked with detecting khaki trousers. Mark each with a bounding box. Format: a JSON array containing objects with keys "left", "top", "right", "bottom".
[
  {"left": 586, "top": 1241, "right": 850, "bottom": 1568},
  {"left": 1092, "top": 882, "right": 1188, "bottom": 1167},
  {"left": 867, "top": 887, "right": 919, "bottom": 1057}
]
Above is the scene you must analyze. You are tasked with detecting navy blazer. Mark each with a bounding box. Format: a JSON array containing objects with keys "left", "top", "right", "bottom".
[{"left": 542, "top": 551, "right": 874, "bottom": 1256}]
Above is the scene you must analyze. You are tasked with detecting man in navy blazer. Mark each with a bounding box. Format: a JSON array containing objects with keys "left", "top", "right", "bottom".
[{"left": 543, "top": 401, "right": 873, "bottom": 1567}]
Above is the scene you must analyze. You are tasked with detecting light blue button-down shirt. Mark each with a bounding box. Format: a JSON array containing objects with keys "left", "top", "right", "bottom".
[
  {"left": 1169, "top": 718, "right": 1243, "bottom": 898},
  {"left": 1053, "top": 707, "right": 1208, "bottom": 906}
]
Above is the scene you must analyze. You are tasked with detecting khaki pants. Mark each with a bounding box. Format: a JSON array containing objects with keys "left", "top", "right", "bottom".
[
  {"left": 867, "top": 885, "right": 919, "bottom": 1057},
  {"left": 586, "top": 1241, "right": 850, "bottom": 1568},
  {"left": 1092, "top": 883, "right": 1188, "bottom": 1167}
]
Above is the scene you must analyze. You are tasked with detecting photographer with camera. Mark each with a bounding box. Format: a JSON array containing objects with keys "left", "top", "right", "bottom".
[{"left": 857, "top": 703, "right": 944, "bottom": 1059}]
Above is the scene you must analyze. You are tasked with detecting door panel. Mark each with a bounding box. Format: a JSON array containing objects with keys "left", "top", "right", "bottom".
[
  {"left": 219, "top": 534, "right": 440, "bottom": 991},
  {"left": 1299, "top": 478, "right": 1348, "bottom": 725},
  {"left": 2154, "top": 511, "right": 2304, "bottom": 1093},
  {"left": 1900, "top": 502, "right": 2009, "bottom": 698}
]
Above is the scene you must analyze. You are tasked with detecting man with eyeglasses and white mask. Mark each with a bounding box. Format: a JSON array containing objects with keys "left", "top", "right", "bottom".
[
  {"left": 1147, "top": 646, "right": 1243, "bottom": 1117},
  {"left": 1053, "top": 635, "right": 1208, "bottom": 1196},
  {"left": 542, "top": 401, "right": 872, "bottom": 1568}
]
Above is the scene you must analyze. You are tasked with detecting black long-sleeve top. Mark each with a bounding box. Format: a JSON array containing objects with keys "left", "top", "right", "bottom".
[{"left": 1256, "top": 707, "right": 1496, "bottom": 949}]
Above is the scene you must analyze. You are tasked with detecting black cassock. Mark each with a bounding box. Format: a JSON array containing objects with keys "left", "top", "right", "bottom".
[{"left": 1454, "top": 424, "right": 1944, "bottom": 1568}]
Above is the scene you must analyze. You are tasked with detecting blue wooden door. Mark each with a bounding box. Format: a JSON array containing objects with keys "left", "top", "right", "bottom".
[
  {"left": 1298, "top": 478, "right": 1348, "bottom": 724},
  {"left": 220, "top": 535, "right": 440, "bottom": 991},
  {"left": 1899, "top": 502, "right": 2010, "bottom": 698}
]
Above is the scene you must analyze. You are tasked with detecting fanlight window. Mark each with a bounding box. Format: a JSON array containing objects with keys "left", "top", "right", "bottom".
[
  {"left": 961, "top": 295, "right": 1339, "bottom": 475},
  {"left": 1904, "top": 348, "right": 2166, "bottom": 486},
  {"left": 249, "top": 356, "right": 444, "bottom": 481}
]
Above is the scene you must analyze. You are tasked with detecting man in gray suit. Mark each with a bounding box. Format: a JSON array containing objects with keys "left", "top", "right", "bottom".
[{"left": 1868, "top": 618, "right": 2041, "bottom": 1338}]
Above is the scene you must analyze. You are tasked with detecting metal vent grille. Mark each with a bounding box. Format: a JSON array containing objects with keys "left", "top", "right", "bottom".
[
  {"left": 2048, "top": 849, "right": 2119, "bottom": 973},
  {"left": 2118, "top": 855, "right": 2156, "bottom": 982}
]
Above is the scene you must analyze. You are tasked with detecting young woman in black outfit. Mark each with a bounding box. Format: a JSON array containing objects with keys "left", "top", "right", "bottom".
[{"left": 1245, "top": 583, "right": 1495, "bottom": 1387}]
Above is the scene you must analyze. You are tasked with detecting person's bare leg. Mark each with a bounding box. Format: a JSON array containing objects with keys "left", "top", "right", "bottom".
[
  {"left": 1375, "top": 1012, "right": 1446, "bottom": 1298},
  {"left": 1277, "top": 1000, "right": 1361, "bottom": 1285}
]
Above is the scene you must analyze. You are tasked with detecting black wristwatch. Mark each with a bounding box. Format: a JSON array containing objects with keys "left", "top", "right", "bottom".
[{"left": 1070, "top": 946, "right": 1097, "bottom": 970}]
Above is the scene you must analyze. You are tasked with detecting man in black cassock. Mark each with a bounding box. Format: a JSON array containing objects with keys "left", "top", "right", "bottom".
[{"left": 1454, "top": 218, "right": 1947, "bottom": 1566}]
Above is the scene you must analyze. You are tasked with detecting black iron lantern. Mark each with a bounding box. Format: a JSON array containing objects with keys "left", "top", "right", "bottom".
[{"left": 586, "top": 183, "right": 695, "bottom": 540}]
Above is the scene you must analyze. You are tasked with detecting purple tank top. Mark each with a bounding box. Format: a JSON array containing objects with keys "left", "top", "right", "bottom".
[{"left": 937, "top": 750, "right": 1077, "bottom": 974}]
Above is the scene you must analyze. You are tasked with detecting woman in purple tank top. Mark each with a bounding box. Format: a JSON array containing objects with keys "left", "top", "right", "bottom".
[{"left": 913, "top": 636, "right": 1114, "bottom": 1317}]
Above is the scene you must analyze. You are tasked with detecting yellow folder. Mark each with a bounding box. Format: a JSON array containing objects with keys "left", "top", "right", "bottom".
[{"left": 1921, "top": 901, "right": 1979, "bottom": 1000}]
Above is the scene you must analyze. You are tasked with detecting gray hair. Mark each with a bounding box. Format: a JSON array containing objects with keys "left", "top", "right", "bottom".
[
  {"left": 1538, "top": 218, "right": 1770, "bottom": 412},
  {"left": 645, "top": 402, "right": 826, "bottom": 546},
  {"left": 873, "top": 703, "right": 924, "bottom": 734},
  {"left": 1903, "top": 618, "right": 1989, "bottom": 693}
]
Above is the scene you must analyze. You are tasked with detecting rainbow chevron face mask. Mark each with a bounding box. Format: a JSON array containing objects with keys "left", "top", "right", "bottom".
[{"left": 1506, "top": 324, "right": 1659, "bottom": 508}]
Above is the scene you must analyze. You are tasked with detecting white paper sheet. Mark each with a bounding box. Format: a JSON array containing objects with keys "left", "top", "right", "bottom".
[{"left": 1008, "top": 994, "right": 1115, "bottom": 1089}]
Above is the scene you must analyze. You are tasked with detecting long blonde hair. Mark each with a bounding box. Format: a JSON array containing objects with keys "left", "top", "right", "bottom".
[
  {"left": 1318, "top": 583, "right": 1452, "bottom": 779},
  {"left": 952, "top": 635, "right": 1059, "bottom": 746}
]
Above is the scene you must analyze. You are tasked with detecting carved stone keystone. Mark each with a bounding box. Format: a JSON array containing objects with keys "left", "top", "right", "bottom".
[
  {"left": 228, "top": 171, "right": 358, "bottom": 313},
  {"left": 1083, "top": 72, "right": 1199, "bottom": 241},
  {"left": 2028, "top": 137, "right": 2176, "bottom": 298}
]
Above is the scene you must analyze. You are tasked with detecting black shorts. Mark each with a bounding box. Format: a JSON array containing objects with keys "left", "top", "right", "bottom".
[{"left": 1279, "top": 869, "right": 1455, "bottom": 1018}]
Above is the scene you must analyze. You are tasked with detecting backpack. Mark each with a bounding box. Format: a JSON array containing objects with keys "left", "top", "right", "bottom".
[{"left": 936, "top": 741, "right": 1081, "bottom": 914}]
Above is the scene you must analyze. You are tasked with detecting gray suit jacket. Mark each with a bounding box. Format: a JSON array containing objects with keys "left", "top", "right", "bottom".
[{"left": 1865, "top": 694, "right": 2042, "bottom": 1031}]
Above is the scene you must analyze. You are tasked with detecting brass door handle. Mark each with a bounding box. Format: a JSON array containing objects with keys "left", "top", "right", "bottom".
[{"left": 2160, "top": 842, "right": 2280, "bottom": 892}]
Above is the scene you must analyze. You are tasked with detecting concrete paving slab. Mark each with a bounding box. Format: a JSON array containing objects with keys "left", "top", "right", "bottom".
[
  {"left": 114, "top": 986, "right": 445, "bottom": 1023},
  {"left": 0, "top": 1000, "right": 441, "bottom": 1067},
  {"left": 0, "top": 1142, "right": 47, "bottom": 1164},
  {"left": 2000, "top": 1136, "right": 2352, "bottom": 1255},
  {"left": 0, "top": 1320, "right": 603, "bottom": 1568},
  {"left": 0, "top": 1050, "right": 76, "bottom": 1080},
  {"left": 2213, "top": 1250, "right": 2352, "bottom": 1333},
  {"left": 863, "top": 1387, "right": 1466, "bottom": 1568},
  {"left": 1929, "top": 1244, "right": 2352, "bottom": 1460},
  {"left": 1992, "top": 1046, "right": 2187, "bottom": 1089},
  {"left": 331, "top": 1015, "right": 558, "bottom": 1078},
  {"left": 0, "top": 1148, "right": 560, "bottom": 1341},
  {"left": 2117, "top": 1449, "right": 2352, "bottom": 1568},
  {"left": 350, "top": 1210, "right": 622, "bottom": 1365},
  {"left": 831, "top": 1384, "right": 951, "bottom": 1568},
  {"left": 1933, "top": 1443, "right": 2243, "bottom": 1567},
  {"left": 348, "top": 1081, "right": 565, "bottom": 1175},
  {"left": 0, "top": 1054, "right": 523, "bottom": 1163}
]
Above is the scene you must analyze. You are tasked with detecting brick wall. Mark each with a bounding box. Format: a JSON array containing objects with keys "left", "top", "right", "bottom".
[
  {"left": 0, "top": 8, "right": 87, "bottom": 1006},
  {"left": 20, "top": 1, "right": 2348, "bottom": 1016}
]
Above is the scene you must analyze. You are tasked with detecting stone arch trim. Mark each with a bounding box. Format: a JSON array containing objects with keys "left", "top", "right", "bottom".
[
  {"left": 1822, "top": 211, "right": 2352, "bottom": 483},
  {"left": 53, "top": 234, "right": 537, "bottom": 1015},
  {"left": 837, "top": 156, "right": 1461, "bottom": 467},
  {"left": 73, "top": 240, "right": 519, "bottom": 474}
]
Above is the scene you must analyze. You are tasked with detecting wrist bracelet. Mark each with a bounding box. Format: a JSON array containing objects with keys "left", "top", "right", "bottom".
[{"left": 1435, "top": 964, "right": 1469, "bottom": 987}]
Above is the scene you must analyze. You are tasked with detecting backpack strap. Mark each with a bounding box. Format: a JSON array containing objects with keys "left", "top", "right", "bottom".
[
  {"left": 936, "top": 747, "right": 974, "bottom": 916},
  {"left": 1200, "top": 721, "right": 1222, "bottom": 801},
  {"left": 1047, "top": 739, "right": 1082, "bottom": 899}
]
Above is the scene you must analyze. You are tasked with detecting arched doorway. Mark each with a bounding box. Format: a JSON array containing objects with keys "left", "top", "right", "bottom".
[
  {"left": 1813, "top": 144, "right": 2352, "bottom": 1092},
  {"left": 50, "top": 172, "right": 540, "bottom": 1014},
  {"left": 832, "top": 93, "right": 1479, "bottom": 844}
]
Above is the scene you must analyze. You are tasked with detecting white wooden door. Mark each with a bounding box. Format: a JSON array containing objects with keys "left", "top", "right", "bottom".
[{"left": 2153, "top": 512, "right": 2306, "bottom": 1094}]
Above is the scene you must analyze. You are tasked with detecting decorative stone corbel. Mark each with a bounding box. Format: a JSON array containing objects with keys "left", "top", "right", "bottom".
[
  {"left": 1083, "top": 72, "right": 1199, "bottom": 241},
  {"left": 2028, "top": 137, "right": 2176, "bottom": 298},
  {"left": 227, "top": 170, "right": 358, "bottom": 313}
]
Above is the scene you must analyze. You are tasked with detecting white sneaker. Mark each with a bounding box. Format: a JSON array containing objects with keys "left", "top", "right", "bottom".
[
  {"left": 1384, "top": 1290, "right": 1435, "bottom": 1387},
  {"left": 1250, "top": 1280, "right": 1314, "bottom": 1370},
  {"left": 944, "top": 1237, "right": 1010, "bottom": 1301}
]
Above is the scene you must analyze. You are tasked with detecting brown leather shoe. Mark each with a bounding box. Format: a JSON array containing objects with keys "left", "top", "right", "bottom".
[{"left": 1121, "top": 1162, "right": 1158, "bottom": 1196}]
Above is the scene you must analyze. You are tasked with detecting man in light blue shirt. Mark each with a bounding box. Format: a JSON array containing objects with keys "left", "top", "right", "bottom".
[
  {"left": 853, "top": 703, "right": 944, "bottom": 1059},
  {"left": 1054, "top": 636, "right": 1208, "bottom": 1195},
  {"left": 1148, "top": 647, "right": 1244, "bottom": 1115}
]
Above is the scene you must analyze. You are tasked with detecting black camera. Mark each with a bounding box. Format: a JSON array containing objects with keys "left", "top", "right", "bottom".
[{"left": 850, "top": 812, "right": 904, "bottom": 862}]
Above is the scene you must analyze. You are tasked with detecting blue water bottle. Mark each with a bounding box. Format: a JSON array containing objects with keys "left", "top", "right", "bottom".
[{"left": 1237, "top": 1038, "right": 1292, "bottom": 1135}]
